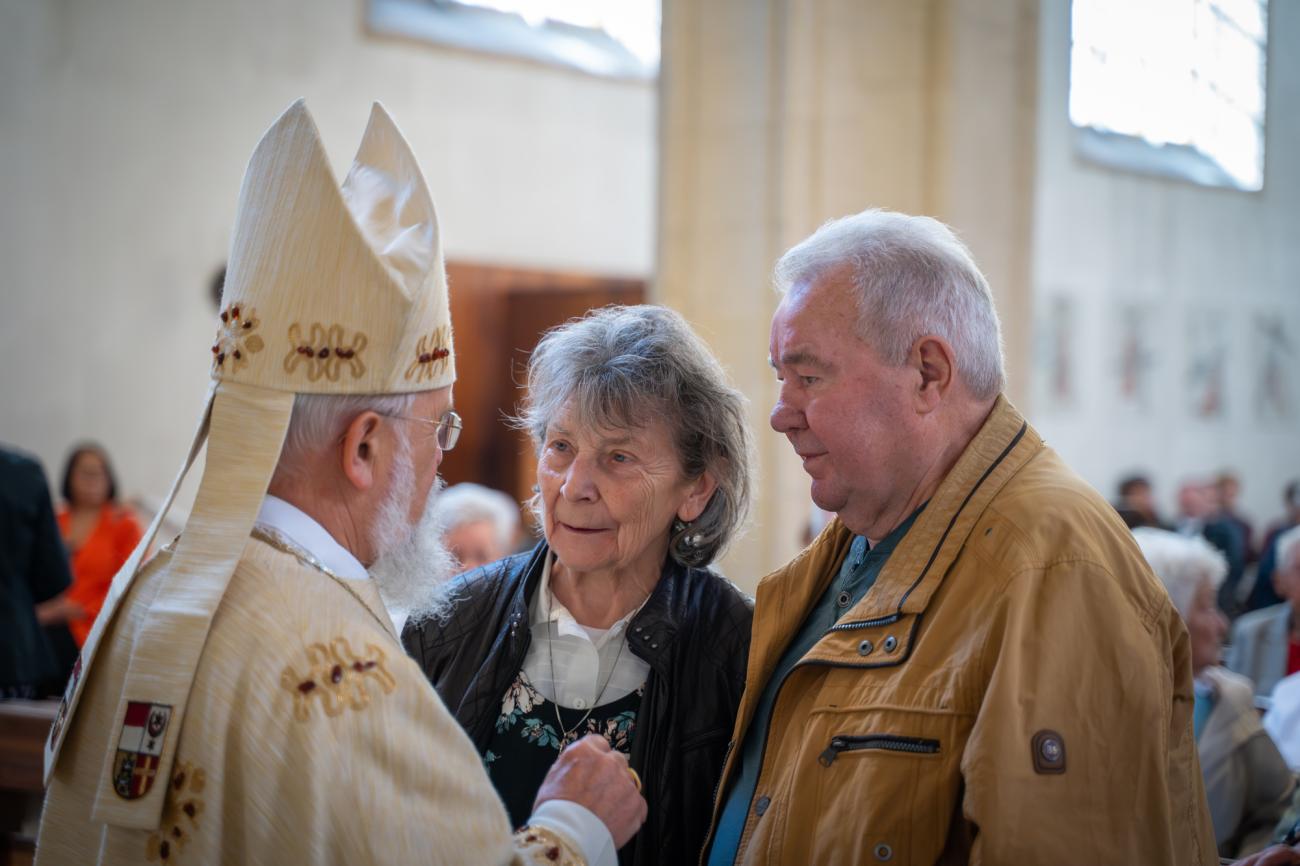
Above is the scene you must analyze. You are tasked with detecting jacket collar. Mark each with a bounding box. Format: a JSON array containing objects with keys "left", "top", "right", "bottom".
[
  {"left": 516, "top": 540, "right": 686, "bottom": 670},
  {"left": 739, "top": 397, "right": 1040, "bottom": 718}
]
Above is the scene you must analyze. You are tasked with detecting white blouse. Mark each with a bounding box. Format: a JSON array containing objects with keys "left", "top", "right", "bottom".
[{"left": 521, "top": 555, "right": 652, "bottom": 710}]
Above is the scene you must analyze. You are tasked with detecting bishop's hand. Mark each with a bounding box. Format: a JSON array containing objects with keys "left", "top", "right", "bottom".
[{"left": 533, "top": 734, "right": 647, "bottom": 849}]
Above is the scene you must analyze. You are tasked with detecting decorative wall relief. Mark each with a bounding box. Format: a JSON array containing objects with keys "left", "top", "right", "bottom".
[
  {"left": 1252, "top": 312, "right": 1295, "bottom": 422},
  {"left": 1033, "top": 294, "right": 1077, "bottom": 411},
  {"left": 1186, "top": 308, "right": 1228, "bottom": 420},
  {"left": 1114, "top": 303, "right": 1154, "bottom": 411}
]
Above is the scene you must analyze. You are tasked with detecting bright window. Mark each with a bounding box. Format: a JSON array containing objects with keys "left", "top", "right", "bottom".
[
  {"left": 369, "top": 0, "right": 660, "bottom": 80},
  {"left": 1069, "top": 0, "right": 1268, "bottom": 191}
]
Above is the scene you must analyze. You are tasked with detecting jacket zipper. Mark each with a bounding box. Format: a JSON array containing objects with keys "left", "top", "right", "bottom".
[{"left": 818, "top": 734, "right": 940, "bottom": 766}]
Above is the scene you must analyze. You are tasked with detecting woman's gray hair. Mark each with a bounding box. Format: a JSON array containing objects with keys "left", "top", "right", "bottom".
[
  {"left": 1132, "top": 527, "right": 1228, "bottom": 622},
  {"left": 515, "top": 305, "right": 755, "bottom": 568},
  {"left": 774, "top": 208, "right": 1006, "bottom": 400},
  {"left": 277, "top": 392, "right": 418, "bottom": 471}
]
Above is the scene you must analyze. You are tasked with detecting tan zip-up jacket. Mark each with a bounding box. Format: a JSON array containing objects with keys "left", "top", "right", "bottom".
[{"left": 705, "top": 398, "right": 1217, "bottom": 865}]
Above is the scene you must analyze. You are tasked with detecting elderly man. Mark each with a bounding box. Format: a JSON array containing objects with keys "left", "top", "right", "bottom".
[
  {"left": 36, "top": 101, "right": 643, "bottom": 865},
  {"left": 1230, "top": 525, "right": 1300, "bottom": 702},
  {"left": 703, "top": 210, "right": 1216, "bottom": 864}
]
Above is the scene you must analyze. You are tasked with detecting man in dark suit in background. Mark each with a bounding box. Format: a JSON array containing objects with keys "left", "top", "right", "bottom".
[{"left": 0, "top": 446, "right": 74, "bottom": 699}]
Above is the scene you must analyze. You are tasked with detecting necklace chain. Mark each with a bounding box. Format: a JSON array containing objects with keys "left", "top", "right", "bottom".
[{"left": 547, "top": 586, "right": 627, "bottom": 751}]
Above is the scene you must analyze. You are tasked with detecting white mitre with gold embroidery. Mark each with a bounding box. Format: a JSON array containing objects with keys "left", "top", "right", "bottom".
[{"left": 42, "top": 99, "right": 454, "bottom": 831}]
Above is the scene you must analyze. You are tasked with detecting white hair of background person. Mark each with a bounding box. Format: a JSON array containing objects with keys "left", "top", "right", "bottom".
[
  {"left": 1132, "top": 526, "right": 1229, "bottom": 620},
  {"left": 1276, "top": 524, "right": 1300, "bottom": 579},
  {"left": 773, "top": 208, "right": 1006, "bottom": 401},
  {"left": 433, "top": 482, "right": 521, "bottom": 553}
]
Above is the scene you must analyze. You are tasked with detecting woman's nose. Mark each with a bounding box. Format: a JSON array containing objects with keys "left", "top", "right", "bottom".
[{"left": 561, "top": 456, "right": 598, "bottom": 501}]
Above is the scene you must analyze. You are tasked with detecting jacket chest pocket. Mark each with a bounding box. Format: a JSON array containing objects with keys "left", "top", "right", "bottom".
[{"left": 788, "top": 708, "right": 967, "bottom": 866}]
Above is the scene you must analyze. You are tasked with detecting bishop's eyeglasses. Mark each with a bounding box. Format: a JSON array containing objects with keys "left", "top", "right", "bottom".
[{"left": 382, "top": 410, "right": 463, "bottom": 451}]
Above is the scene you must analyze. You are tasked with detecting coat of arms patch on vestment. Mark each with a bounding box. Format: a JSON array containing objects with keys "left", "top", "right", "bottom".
[{"left": 112, "top": 701, "right": 172, "bottom": 799}]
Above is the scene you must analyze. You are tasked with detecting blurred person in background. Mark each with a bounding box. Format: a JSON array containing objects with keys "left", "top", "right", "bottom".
[
  {"left": 1230, "top": 526, "right": 1300, "bottom": 703},
  {"left": 1179, "top": 480, "right": 1248, "bottom": 618},
  {"left": 1263, "top": 671, "right": 1300, "bottom": 774},
  {"left": 406, "top": 305, "right": 756, "bottom": 866},
  {"left": 1250, "top": 481, "right": 1300, "bottom": 613},
  {"left": 435, "top": 482, "right": 521, "bottom": 573},
  {"left": 1115, "top": 472, "right": 1171, "bottom": 529},
  {"left": 1217, "top": 471, "right": 1258, "bottom": 563},
  {"left": 34, "top": 443, "right": 143, "bottom": 647},
  {"left": 1134, "top": 527, "right": 1294, "bottom": 858},
  {"left": 0, "top": 446, "right": 74, "bottom": 700}
]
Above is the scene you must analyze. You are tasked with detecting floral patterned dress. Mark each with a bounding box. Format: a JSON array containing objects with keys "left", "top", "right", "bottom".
[{"left": 484, "top": 669, "right": 643, "bottom": 828}]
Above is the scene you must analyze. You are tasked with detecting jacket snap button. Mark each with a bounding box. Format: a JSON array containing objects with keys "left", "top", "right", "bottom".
[
  {"left": 857, "top": 639, "right": 874, "bottom": 656},
  {"left": 634, "top": 626, "right": 642, "bottom": 632},
  {"left": 754, "top": 795, "right": 770, "bottom": 816},
  {"left": 836, "top": 590, "right": 851, "bottom": 608},
  {"left": 882, "top": 635, "right": 898, "bottom": 653},
  {"left": 874, "top": 842, "right": 893, "bottom": 861},
  {"left": 651, "top": 643, "right": 659, "bottom": 649}
]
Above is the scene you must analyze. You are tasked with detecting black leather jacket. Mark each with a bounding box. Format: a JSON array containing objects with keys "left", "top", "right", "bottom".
[{"left": 402, "top": 541, "right": 753, "bottom": 866}]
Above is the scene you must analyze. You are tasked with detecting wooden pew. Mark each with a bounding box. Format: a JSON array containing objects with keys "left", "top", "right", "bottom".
[{"left": 0, "top": 700, "right": 57, "bottom": 866}]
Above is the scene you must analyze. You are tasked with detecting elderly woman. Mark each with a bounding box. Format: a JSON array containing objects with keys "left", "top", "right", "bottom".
[
  {"left": 405, "top": 305, "right": 755, "bottom": 865},
  {"left": 1133, "top": 527, "right": 1296, "bottom": 858},
  {"left": 435, "top": 482, "right": 522, "bottom": 573}
]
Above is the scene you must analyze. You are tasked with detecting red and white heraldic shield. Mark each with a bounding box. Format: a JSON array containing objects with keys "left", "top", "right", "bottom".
[{"left": 111, "top": 702, "right": 172, "bottom": 800}]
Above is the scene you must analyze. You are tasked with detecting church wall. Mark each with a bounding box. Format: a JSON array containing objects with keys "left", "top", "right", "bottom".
[
  {"left": 0, "top": 0, "right": 655, "bottom": 514},
  {"left": 1028, "top": 1, "right": 1300, "bottom": 531}
]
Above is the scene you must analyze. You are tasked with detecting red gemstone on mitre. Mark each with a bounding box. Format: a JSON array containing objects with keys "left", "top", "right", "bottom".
[
  {"left": 211, "top": 345, "right": 219, "bottom": 354},
  {"left": 219, "top": 311, "right": 228, "bottom": 323},
  {"left": 297, "top": 681, "right": 316, "bottom": 694},
  {"left": 231, "top": 306, "right": 240, "bottom": 319},
  {"left": 330, "top": 665, "right": 343, "bottom": 683}
]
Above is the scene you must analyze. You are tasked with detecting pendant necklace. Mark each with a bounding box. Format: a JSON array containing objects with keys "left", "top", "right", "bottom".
[{"left": 547, "top": 587, "right": 628, "bottom": 751}]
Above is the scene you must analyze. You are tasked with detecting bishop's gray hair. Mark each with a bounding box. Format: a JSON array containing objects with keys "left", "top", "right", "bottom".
[
  {"left": 515, "top": 305, "right": 755, "bottom": 568},
  {"left": 276, "top": 392, "right": 418, "bottom": 472},
  {"left": 774, "top": 209, "right": 1006, "bottom": 400}
]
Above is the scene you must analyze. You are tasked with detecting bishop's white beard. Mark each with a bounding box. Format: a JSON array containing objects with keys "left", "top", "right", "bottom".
[{"left": 368, "top": 436, "right": 458, "bottom": 629}]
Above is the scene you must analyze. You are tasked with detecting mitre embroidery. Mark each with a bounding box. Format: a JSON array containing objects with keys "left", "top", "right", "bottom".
[
  {"left": 211, "top": 305, "right": 265, "bottom": 373},
  {"left": 404, "top": 326, "right": 451, "bottom": 383},
  {"left": 283, "top": 323, "right": 368, "bottom": 381}
]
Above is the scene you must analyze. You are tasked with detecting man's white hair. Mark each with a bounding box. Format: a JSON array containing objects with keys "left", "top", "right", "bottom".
[
  {"left": 774, "top": 209, "right": 1006, "bottom": 400},
  {"left": 1277, "top": 524, "right": 1300, "bottom": 577},
  {"left": 433, "top": 483, "right": 520, "bottom": 552},
  {"left": 1133, "top": 527, "right": 1228, "bottom": 621},
  {"left": 278, "top": 392, "right": 419, "bottom": 468}
]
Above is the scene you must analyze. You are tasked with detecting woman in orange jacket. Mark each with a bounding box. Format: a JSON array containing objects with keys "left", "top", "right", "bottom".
[{"left": 40, "top": 443, "right": 143, "bottom": 646}]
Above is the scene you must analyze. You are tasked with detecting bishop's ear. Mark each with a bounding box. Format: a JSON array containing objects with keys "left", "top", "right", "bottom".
[{"left": 339, "top": 411, "right": 383, "bottom": 492}]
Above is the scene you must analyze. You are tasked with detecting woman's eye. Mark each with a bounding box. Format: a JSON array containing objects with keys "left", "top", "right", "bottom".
[
  {"left": 549, "top": 440, "right": 569, "bottom": 453},
  {"left": 610, "top": 452, "right": 630, "bottom": 464}
]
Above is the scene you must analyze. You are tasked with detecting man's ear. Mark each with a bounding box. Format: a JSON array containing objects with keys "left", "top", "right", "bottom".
[
  {"left": 911, "top": 335, "right": 956, "bottom": 414},
  {"left": 678, "top": 469, "right": 719, "bottom": 524},
  {"left": 339, "top": 411, "right": 384, "bottom": 492}
]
